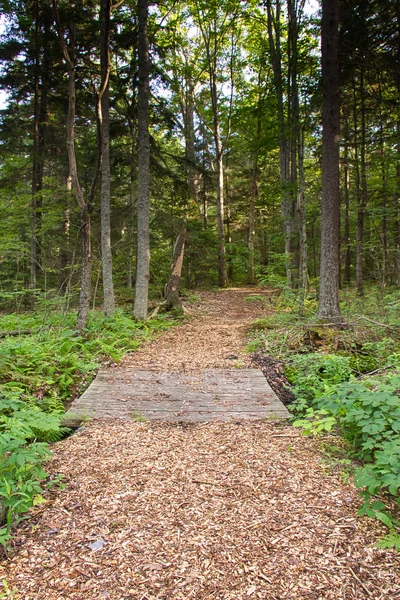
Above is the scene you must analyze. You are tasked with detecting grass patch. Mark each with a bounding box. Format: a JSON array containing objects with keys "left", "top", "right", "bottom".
[{"left": 129, "top": 410, "right": 148, "bottom": 423}]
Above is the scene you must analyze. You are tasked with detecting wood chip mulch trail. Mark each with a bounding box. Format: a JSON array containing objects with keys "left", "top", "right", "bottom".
[
  {"left": 2, "top": 422, "right": 399, "bottom": 599},
  {"left": 2, "top": 289, "right": 400, "bottom": 599},
  {"left": 119, "top": 289, "right": 268, "bottom": 372}
]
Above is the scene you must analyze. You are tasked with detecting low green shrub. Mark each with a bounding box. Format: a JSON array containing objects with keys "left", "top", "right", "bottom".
[
  {"left": 290, "top": 353, "right": 400, "bottom": 549},
  {"left": 0, "top": 308, "right": 177, "bottom": 548},
  {"left": 286, "top": 353, "right": 352, "bottom": 402},
  {"left": 0, "top": 392, "right": 65, "bottom": 547}
]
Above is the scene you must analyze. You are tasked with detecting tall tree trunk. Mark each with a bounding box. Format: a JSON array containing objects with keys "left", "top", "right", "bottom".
[
  {"left": 298, "top": 124, "right": 307, "bottom": 314},
  {"left": 352, "top": 84, "right": 362, "bottom": 294},
  {"left": 30, "top": 0, "right": 42, "bottom": 301},
  {"left": 343, "top": 141, "right": 351, "bottom": 285},
  {"left": 356, "top": 67, "right": 367, "bottom": 296},
  {"left": 185, "top": 77, "right": 199, "bottom": 207},
  {"left": 200, "top": 121, "right": 208, "bottom": 228},
  {"left": 212, "top": 77, "right": 228, "bottom": 287},
  {"left": 378, "top": 83, "right": 388, "bottom": 287},
  {"left": 53, "top": 0, "right": 102, "bottom": 330},
  {"left": 225, "top": 163, "right": 233, "bottom": 281},
  {"left": 266, "top": 0, "right": 292, "bottom": 285},
  {"left": 317, "top": 0, "right": 341, "bottom": 321},
  {"left": 248, "top": 157, "right": 257, "bottom": 285},
  {"left": 134, "top": 0, "right": 151, "bottom": 320},
  {"left": 394, "top": 118, "right": 400, "bottom": 285},
  {"left": 197, "top": 9, "right": 228, "bottom": 287},
  {"left": 164, "top": 71, "right": 199, "bottom": 311},
  {"left": 393, "top": 7, "right": 400, "bottom": 285},
  {"left": 100, "top": 0, "right": 115, "bottom": 316},
  {"left": 287, "top": 0, "right": 301, "bottom": 282},
  {"left": 127, "top": 119, "right": 137, "bottom": 289},
  {"left": 248, "top": 107, "right": 261, "bottom": 285}
]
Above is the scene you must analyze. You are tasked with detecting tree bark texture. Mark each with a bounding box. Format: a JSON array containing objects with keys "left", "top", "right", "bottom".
[
  {"left": 317, "top": 0, "right": 342, "bottom": 321},
  {"left": 76, "top": 210, "right": 92, "bottom": 330},
  {"left": 134, "top": 0, "right": 151, "bottom": 320},
  {"left": 100, "top": 0, "right": 115, "bottom": 316}
]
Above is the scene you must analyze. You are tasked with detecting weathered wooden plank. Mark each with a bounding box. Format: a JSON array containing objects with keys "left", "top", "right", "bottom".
[{"left": 65, "top": 368, "right": 290, "bottom": 422}]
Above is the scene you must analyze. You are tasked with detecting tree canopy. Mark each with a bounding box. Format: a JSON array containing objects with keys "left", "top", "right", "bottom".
[{"left": 0, "top": 0, "right": 398, "bottom": 319}]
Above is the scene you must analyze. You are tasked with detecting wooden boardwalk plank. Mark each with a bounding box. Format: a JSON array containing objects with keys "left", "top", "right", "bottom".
[{"left": 65, "top": 368, "right": 290, "bottom": 424}]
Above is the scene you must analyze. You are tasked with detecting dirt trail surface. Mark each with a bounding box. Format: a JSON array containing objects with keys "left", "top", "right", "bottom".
[
  {"left": 2, "top": 290, "right": 400, "bottom": 599},
  {"left": 120, "top": 289, "right": 269, "bottom": 372}
]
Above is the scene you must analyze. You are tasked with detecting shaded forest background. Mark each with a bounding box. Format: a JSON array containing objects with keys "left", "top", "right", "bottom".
[{"left": 0, "top": 0, "right": 399, "bottom": 319}]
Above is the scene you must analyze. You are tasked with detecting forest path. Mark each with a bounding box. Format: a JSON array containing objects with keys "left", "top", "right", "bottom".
[
  {"left": 121, "top": 287, "right": 274, "bottom": 372},
  {"left": 2, "top": 289, "right": 400, "bottom": 599},
  {"left": 65, "top": 288, "right": 289, "bottom": 423}
]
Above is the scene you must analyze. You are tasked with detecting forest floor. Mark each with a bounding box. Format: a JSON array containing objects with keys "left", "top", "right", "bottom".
[{"left": 1, "top": 289, "right": 400, "bottom": 599}]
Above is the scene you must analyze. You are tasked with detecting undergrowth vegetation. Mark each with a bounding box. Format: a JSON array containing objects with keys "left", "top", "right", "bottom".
[
  {"left": 250, "top": 283, "right": 400, "bottom": 550},
  {"left": 0, "top": 306, "right": 176, "bottom": 548}
]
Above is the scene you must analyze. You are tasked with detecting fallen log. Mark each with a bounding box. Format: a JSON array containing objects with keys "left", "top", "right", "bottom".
[{"left": 0, "top": 329, "right": 33, "bottom": 338}]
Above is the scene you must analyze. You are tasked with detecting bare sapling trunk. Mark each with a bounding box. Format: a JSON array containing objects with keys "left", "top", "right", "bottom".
[
  {"left": 134, "top": 0, "right": 151, "bottom": 320},
  {"left": 185, "top": 77, "right": 199, "bottom": 207},
  {"left": 53, "top": 0, "right": 102, "bottom": 331},
  {"left": 164, "top": 226, "right": 186, "bottom": 311},
  {"left": 298, "top": 125, "right": 307, "bottom": 315},
  {"left": 356, "top": 68, "right": 367, "bottom": 296},
  {"left": 100, "top": 0, "right": 115, "bottom": 316},
  {"left": 30, "top": 1, "right": 48, "bottom": 305},
  {"left": 197, "top": 8, "right": 228, "bottom": 287},
  {"left": 248, "top": 105, "right": 262, "bottom": 285},
  {"left": 378, "top": 82, "right": 388, "bottom": 288},
  {"left": 266, "top": 0, "right": 293, "bottom": 286},
  {"left": 344, "top": 153, "right": 351, "bottom": 285},
  {"left": 317, "top": 0, "right": 342, "bottom": 322},
  {"left": 248, "top": 157, "right": 257, "bottom": 285},
  {"left": 30, "top": 7, "right": 40, "bottom": 301},
  {"left": 213, "top": 87, "right": 228, "bottom": 287},
  {"left": 164, "top": 71, "right": 198, "bottom": 310},
  {"left": 395, "top": 119, "right": 400, "bottom": 284}
]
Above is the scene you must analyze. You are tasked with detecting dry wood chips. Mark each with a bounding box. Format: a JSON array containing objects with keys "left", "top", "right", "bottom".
[
  {"left": 2, "top": 290, "right": 399, "bottom": 599},
  {"left": 2, "top": 421, "right": 399, "bottom": 599}
]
